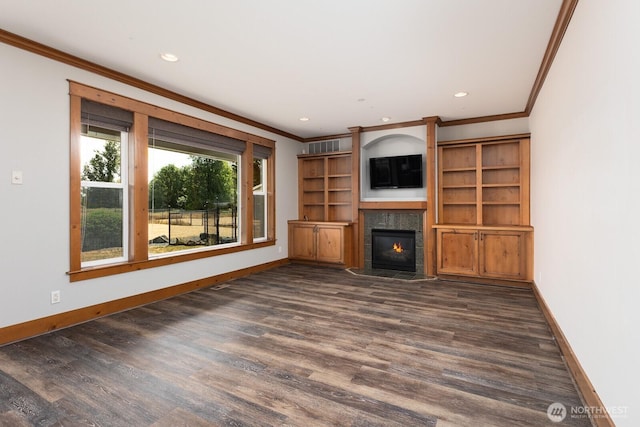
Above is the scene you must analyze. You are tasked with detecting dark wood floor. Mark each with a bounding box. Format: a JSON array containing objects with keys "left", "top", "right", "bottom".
[{"left": 0, "top": 264, "right": 590, "bottom": 426}]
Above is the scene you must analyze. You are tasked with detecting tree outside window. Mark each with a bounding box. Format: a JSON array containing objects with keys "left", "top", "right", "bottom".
[{"left": 80, "top": 127, "right": 128, "bottom": 265}]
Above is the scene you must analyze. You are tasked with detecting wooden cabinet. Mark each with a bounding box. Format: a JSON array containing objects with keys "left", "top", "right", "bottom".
[
  {"left": 436, "top": 228, "right": 478, "bottom": 276},
  {"left": 436, "top": 134, "right": 533, "bottom": 283},
  {"left": 435, "top": 226, "right": 532, "bottom": 281},
  {"left": 299, "top": 152, "right": 354, "bottom": 222},
  {"left": 288, "top": 222, "right": 317, "bottom": 261},
  {"left": 295, "top": 152, "right": 354, "bottom": 267},
  {"left": 438, "top": 136, "right": 530, "bottom": 226},
  {"left": 288, "top": 221, "right": 352, "bottom": 266},
  {"left": 479, "top": 229, "right": 527, "bottom": 279}
]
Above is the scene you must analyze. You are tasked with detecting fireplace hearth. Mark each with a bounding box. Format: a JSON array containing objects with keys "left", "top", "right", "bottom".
[{"left": 371, "top": 229, "right": 416, "bottom": 272}]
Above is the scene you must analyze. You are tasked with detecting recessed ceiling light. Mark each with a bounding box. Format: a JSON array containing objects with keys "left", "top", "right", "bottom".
[
  {"left": 160, "top": 52, "right": 179, "bottom": 62},
  {"left": 454, "top": 91, "right": 468, "bottom": 98},
  {"left": 299, "top": 117, "right": 310, "bottom": 122},
  {"left": 381, "top": 117, "right": 391, "bottom": 122}
]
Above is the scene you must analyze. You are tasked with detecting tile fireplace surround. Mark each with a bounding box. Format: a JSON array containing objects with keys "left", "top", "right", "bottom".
[{"left": 363, "top": 211, "right": 425, "bottom": 275}]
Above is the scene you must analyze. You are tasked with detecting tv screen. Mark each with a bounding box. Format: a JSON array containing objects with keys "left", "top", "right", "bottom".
[{"left": 370, "top": 154, "right": 423, "bottom": 189}]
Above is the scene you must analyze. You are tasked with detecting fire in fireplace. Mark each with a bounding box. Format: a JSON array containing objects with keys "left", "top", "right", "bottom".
[{"left": 371, "top": 229, "right": 416, "bottom": 272}]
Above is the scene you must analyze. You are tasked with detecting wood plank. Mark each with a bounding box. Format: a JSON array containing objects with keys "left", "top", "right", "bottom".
[
  {"left": 0, "top": 259, "right": 287, "bottom": 346},
  {"left": 0, "top": 264, "right": 593, "bottom": 426}
]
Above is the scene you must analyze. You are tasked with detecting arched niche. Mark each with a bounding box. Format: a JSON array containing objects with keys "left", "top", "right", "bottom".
[{"left": 361, "top": 132, "right": 427, "bottom": 201}]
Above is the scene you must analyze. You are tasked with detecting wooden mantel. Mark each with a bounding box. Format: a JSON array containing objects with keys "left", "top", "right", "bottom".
[{"left": 359, "top": 201, "right": 428, "bottom": 210}]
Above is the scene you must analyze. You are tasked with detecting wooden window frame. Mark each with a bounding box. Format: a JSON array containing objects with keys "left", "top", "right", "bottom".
[{"left": 68, "top": 81, "right": 276, "bottom": 282}]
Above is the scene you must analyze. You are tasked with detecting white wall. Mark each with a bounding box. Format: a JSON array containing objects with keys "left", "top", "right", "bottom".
[
  {"left": 529, "top": 1, "right": 639, "bottom": 425},
  {"left": 0, "top": 43, "right": 300, "bottom": 329},
  {"left": 437, "top": 117, "right": 530, "bottom": 142}
]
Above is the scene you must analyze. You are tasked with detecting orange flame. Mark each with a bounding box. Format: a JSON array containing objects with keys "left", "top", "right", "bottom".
[{"left": 393, "top": 242, "right": 404, "bottom": 253}]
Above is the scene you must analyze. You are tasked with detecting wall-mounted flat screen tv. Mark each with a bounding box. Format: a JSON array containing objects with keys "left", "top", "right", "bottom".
[{"left": 369, "top": 154, "right": 423, "bottom": 189}]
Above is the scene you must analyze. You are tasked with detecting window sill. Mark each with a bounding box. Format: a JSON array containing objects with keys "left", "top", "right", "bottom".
[{"left": 68, "top": 239, "right": 275, "bottom": 282}]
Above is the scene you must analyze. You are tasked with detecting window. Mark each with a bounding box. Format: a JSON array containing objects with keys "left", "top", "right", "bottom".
[
  {"left": 253, "top": 156, "right": 268, "bottom": 240},
  {"left": 148, "top": 117, "right": 243, "bottom": 255},
  {"left": 79, "top": 99, "right": 133, "bottom": 267},
  {"left": 80, "top": 126, "right": 128, "bottom": 266},
  {"left": 69, "top": 82, "right": 275, "bottom": 281},
  {"left": 253, "top": 158, "right": 266, "bottom": 240}
]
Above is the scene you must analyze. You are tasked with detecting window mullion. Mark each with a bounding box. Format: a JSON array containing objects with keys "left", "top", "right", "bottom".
[
  {"left": 132, "top": 112, "right": 149, "bottom": 262},
  {"left": 242, "top": 143, "right": 254, "bottom": 244},
  {"left": 120, "top": 132, "right": 130, "bottom": 262}
]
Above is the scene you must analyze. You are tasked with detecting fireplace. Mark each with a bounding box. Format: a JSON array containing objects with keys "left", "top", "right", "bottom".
[
  {"left": 363, "top": 211, "right": 424, "bottom": 275},
  {"left": 371, "top": 229, "right": 416, "bottom": 272}
]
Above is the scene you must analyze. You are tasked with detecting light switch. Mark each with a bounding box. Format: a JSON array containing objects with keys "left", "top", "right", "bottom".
[{"left": 12, "top": 170, "right": 23, "bottom": 185}]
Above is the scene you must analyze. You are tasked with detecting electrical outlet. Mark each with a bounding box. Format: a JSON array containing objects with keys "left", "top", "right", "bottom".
[
  {"left": 278, "top": 246, "right": 282, "bottom": 253},
  {"left": 51, "top": 290, "right": 61, "bottom": 304},
  {"left": 12, "top": 170, "right": 23, "bottom": 185}
]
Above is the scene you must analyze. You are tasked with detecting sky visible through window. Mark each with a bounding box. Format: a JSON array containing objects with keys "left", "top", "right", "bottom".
[
  {"left": 81, "top": 136, "right": 191, "bottom": 182},
  {"left": 147, "top": 147, "right": 191, "bottom": 181}
]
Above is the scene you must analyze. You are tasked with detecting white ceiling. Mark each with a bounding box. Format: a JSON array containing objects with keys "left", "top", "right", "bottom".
[{"left": 0, "top": 0, "right": 563, "bottom": 139}]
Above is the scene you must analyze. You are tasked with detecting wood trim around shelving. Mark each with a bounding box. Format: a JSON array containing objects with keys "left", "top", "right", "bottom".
[
  {"left": 349, "top": 127, "right": 361, "bottom": 267},
  {"left": 296, "top": 150, "right": 352, "bottom": 159},
  {"left": 438, "top": 133, "right": 532, "bottom": 146},
  {"left": 424, "top": 117, "right": 438, "bottom": 276},
  {"left": 1, "top": 259, "right": 289, "bottom": 347},
  {"left": 432, "top": 224, "right": 534, "bottom": 231},
  {"left": 520, "top": 138, "right": 531, "bottom": 225},
  {"left": 531, "top": 281, "right": 615, "bottom": 427},
  {"left": 475, "top": 144, "right": 484, "bottom": 224},
  {"left": 357, "top": 119, "right": 428, "bottom": 133}
]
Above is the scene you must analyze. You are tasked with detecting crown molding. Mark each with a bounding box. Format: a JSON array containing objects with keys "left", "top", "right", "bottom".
[
  {"left": 0, "top": 28, "right": 304, "bottom": 142},
  {"left": 1, "top": 0, "right": 578, "bottom": 141},
  {"left": 525, "top": 0, "right": 579, "bottom": 114}
]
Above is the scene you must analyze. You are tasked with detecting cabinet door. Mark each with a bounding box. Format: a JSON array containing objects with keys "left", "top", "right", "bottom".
[
  {"left": 437, "top": 229, "right": 478, "bottom": 276},
  {"left": 289, "top": 224, "right": 317, "bottom": 261},
  {"left": 316, "top": 225, "right": 344, "bottom": 264},
  {"left": 479, "top": 230, "right": 525, "bottom": 279}
]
